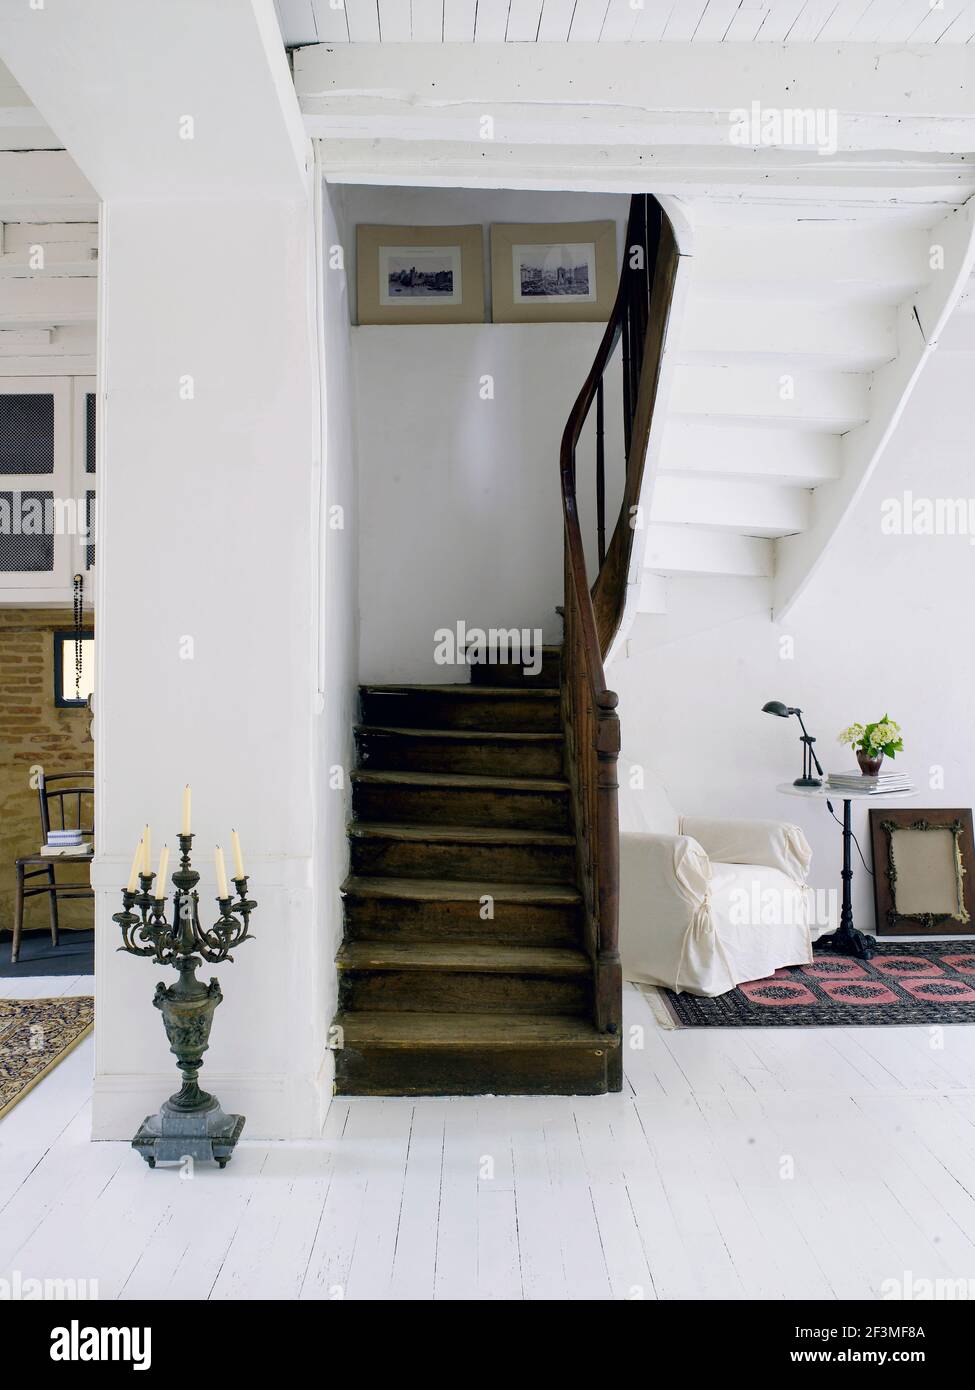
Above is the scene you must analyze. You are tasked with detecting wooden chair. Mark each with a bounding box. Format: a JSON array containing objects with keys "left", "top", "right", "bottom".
[{"left": 12, "top": 771, "right": 94, "bottom": 964}]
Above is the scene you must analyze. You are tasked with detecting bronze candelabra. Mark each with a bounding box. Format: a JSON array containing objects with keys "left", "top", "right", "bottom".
[{"left": 113, "top": 832, "right": 256, "bottom": 1168}]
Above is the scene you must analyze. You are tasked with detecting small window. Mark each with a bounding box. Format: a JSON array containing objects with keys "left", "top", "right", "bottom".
[
  {"left": 85, "top": 490, "right": 95, "bottom": 570},
  {"left": 85, "top": 392, "right": 96, "bottom": 473},
  {"left": 54, "top": 629, "right": 94, "bottom": 707},
  {"left": 0, "top": 490, "right": 55, "bottom": 571},
  {"left": 0, "top": 394, "right": 54, "bottom": 474}
]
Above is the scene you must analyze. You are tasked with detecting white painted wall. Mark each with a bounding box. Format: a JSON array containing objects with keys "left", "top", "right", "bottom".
[
  {"left": 314, "top": 176, "right": 359, "bottom": 1086},
  {"left": 355, "top": 321, "right": 624, "bottom": 683},
  {"left": 611, "top": 347, "right": 975, "bottom": 930}
]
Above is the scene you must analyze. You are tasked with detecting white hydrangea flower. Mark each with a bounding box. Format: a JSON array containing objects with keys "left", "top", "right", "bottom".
[{"left": 838, "top": 723, "right": 865, "bottom": 746}]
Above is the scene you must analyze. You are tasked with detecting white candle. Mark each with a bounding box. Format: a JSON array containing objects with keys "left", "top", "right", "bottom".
[
  {"left": 215, "top": 846, "right": 229, "bottom": 899},
  {"left": 181, "top": 785, "right": 192, "bottom": 835},
  {"left": 155, "top": 845, "right": 170, "bottom": 900},
  {"left": 231, "top": 829, "right": 245, "bottom": 880},
  {"left": 125, "top": 838, "right": 143, "bottom": 893},
  {"left": 142, "top": 824, "right": 151, "bottom": 876}
]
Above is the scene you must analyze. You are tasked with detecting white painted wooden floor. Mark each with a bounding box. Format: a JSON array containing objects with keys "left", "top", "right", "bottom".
[{"left": 4, "top": 976, "right": 975, "bottom": 1300}]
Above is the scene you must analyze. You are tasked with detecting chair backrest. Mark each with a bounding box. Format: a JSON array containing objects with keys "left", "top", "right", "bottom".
[
  {"left": 38, "top": 770, "right": 94, "bottom": 840},
  {"left": 617, "top": 758, "right": 680, "bottom": 835}
]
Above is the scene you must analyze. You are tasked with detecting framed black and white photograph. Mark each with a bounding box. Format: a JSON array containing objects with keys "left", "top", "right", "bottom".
[
  {"left": 513, "top": 241, "right": 597, "bottom": 304},
  {"left": 357, "top": 224, "right": 484, "bottom": 325},
  {"left": 379, "top": 246, "right": 463, "bottom": 306},
  {"left": 490, "top": 221, "right": 617, "bottom": 323}
]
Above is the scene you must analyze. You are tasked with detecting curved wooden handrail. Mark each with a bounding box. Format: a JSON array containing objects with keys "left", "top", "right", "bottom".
[{"left": 558, "top": 194, "right": 675, "bottom": 1042}]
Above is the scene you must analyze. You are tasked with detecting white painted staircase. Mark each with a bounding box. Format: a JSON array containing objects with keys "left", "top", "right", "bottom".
[{"left": 620, "top": 195, "right": 975, "bottom": 647}]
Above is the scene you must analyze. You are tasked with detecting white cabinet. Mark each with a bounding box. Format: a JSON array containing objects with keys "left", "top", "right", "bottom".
[{"left": 0, "top": 375, "right": 95, "bottom": 605}]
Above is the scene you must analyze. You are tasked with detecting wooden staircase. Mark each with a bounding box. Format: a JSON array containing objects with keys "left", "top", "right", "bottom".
[
  {"left": 332, "top": 648, "right": 622, "bottom": 1096},
  {"left": 331, "top": 194, "right": 678, "bottom": 1097}
]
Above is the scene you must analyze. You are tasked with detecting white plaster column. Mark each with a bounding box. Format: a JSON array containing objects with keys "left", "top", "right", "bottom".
[
  {"left": 88, "top": 194, "right": 324, "bottom": 1137},
  {"left": 0, "top": 1, "right": 330, "bottom": 1137}
]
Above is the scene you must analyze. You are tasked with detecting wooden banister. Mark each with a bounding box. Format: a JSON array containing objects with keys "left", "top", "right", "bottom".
[{"left": 559, "top": 194, "right": 679, "bottom": 1040}]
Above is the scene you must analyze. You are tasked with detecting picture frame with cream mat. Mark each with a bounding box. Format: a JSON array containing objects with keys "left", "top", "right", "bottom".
[
  {"left": 869, "top": 807, "right": 975, "bottom": 935},
  {"left": 356, "top": 224, "right": 485, "bottom": 325},
  {"left": 490, "top": 221, "right": 617, "bottom": 323}
]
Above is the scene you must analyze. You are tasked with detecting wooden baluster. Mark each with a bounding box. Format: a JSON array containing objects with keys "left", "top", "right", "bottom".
[
  {"left": 596, "top": 379, "right": 605, "bottom": 569},
  {"left": 621, "top": 311, "right": 631, "bottom": 459}
]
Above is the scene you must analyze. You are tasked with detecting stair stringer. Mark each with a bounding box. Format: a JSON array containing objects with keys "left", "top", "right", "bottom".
[{"left": 774, "top": 195, "right": 975, "bottom": 619}]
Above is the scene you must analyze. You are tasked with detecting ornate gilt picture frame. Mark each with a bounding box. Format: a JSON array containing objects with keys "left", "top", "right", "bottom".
[{"left": 869, "top": 808, "right": 975, "bottom": 936}]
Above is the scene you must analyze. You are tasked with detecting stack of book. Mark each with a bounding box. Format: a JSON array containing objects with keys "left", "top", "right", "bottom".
[
  {"left": 826, "top": 769, "right": 913, "bottom": 795},
  {"left": 41, "top": 828, "right": 91, "bottom": 856}
]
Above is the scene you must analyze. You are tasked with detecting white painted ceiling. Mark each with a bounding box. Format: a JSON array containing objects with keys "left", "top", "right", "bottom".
[{"left": 275, "top": 0, "right": 975, "bottom": 46}]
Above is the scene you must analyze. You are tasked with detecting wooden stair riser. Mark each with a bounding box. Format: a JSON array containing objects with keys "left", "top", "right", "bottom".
[
  {"left": 343, "top": 895, "right": 581, "bottom": 948},
  {"left": 468, "top": 648, "right": 561, "bottom": 688},
  {"left": 333, "top": 1042, "right": 615, "bottom": 1097},
  {"left": 339, "top": 968, "right": 590, "bottom": 1016},
  {"left": 360, "top": 689, "right": 560, "bottom": 733},
  {"left": 350, "top": 834, "right": 575, "bottom": 882},
  {"left": 356, "top": 728, "right": 565, "bottom": 778},
  {"left": 352, "top": 780, "right": 571, "bottom": 833}
]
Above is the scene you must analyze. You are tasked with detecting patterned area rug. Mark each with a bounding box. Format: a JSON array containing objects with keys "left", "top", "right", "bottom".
[
  {"left": 0, "top": 996, "right": 94, "bottom": 1119},
  {"left": 650, "top": 942, "right": 975, "bottom": 1028}
]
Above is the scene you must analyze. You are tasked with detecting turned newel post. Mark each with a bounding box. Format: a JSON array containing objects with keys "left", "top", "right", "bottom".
[{"left": 595, "top": 689, "right": 622, "bottom": 1036}]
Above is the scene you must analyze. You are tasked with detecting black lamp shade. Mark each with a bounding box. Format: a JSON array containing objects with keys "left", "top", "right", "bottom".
[{"left": 762, "top": 701, "right": 791, "bottom": 718}]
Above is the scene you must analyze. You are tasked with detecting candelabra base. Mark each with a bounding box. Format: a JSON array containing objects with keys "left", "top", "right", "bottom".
[{"left": 132, "top": 1096, "right": 244, "bottom": 1169}]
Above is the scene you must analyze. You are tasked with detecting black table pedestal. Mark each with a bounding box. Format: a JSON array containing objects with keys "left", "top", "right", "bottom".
[{"left": 814, "top": 797, "right": 877, "bottom": 961}]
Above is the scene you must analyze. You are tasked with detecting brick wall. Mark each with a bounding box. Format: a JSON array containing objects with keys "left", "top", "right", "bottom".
[{"left": 0, "top": 608, "right": 93, "bottom": 937}]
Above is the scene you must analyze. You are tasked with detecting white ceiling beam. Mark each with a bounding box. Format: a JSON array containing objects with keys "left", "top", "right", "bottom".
[
  {"left": 0, "top": 221, "right": 98, "bottom": 277},
  {"left": 0, "top": 151, "right": 98, "bottom": 219},
  {"left": 0, "top": 323, "right": 95, "bottom": 359},
  {"left": 0, "top": 325, "right": 51, "bottom": 345},
  {"left": 0, "top": 276, "right": 97, "bottom": 325},
  {"left": 315, "top": 136, "right": 975, "bottom": 204},
  {"left": 0, "top": 352, "right": 94, "bottom": 375},
  {"left": 295, "top": 42, "right": 975, "bottom": 154}
]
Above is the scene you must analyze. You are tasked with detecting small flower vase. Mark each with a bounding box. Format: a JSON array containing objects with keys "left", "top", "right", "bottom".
[{"left": 856, "top": 749, "right": 884, "bottom": 776}]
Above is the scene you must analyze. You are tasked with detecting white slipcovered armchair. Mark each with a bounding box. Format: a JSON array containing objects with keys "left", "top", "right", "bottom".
[{"left": 618, "top": 767, "right": 819, "bottom": 997}]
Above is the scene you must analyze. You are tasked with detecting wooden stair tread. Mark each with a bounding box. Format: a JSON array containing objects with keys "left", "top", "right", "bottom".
[
  {"left": 356, "top": 724, "right": 563, "bottom": 743},
  {"left": 341, "top": 874, "right": 582, "bottom": 905},
  {"left": 337, "top": 942, "right": 589, "bottom": 975},
  {"left": 468, "top": 644, "right": 562, "bottom": 654},
  {"left": 334, "top": 1011, "right": 615, "bottom": 1049},
  {"left": 361, "top": 684, "right": 559, "bottom": 699},
  {"left": 349, "top": 822, "right": 574, "bottom": 846},
  {"left": 351, "top": 769, "right": 569, "bottom": 792}
]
